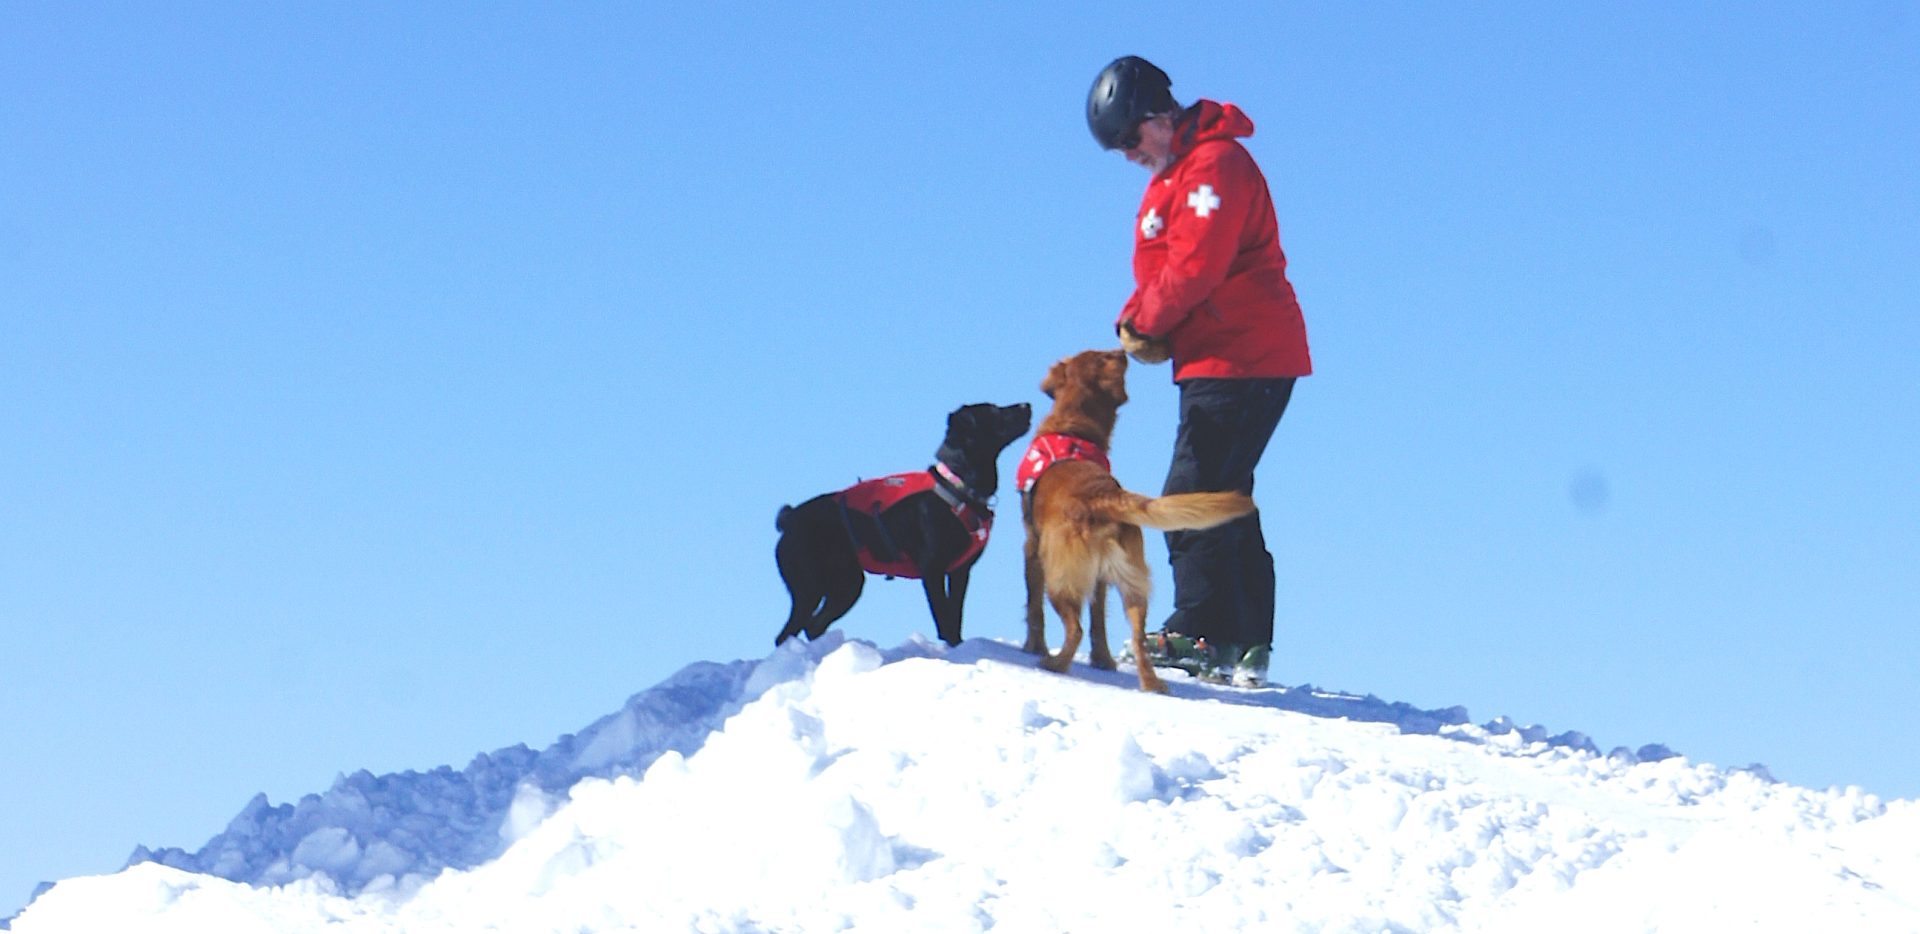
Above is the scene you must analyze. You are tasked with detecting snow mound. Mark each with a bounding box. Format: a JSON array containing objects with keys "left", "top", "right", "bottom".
[
  {"left": 11, "top": 636, "right": 1919, "bottom": 933},
  {"left": 115, "top": 633, "right": 942, "bottom": 900}
]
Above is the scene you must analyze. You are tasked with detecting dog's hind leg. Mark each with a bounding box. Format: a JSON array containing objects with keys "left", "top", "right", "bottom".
[
  {"left": 1038, "top": 526, "right": 1097, "bottom": 675},
  {"left": 1039, "top": 589, "right": 1085, "bottom": 675},
  {"left": 1119, "top": 585, "right": 1165, "bottom": 693},
  {"left": 804, "top": 564, "right": 865, "bottom": 641},
  {"left": 1021, "top": 532, "right": 1049, "bottom": 656},
  {"left": 1087, "top": 585, "right": 1117, "bottom": 671},
  {"left": 777, "top": 594, "right": 823, "bottom": 646},
  {"left": 1111, "top": 527, "right": 1167, "bottom": 693},
  {"left": 805, "top": 579, "right": 864, "bottom": 641},
  {"left": 775, "top": 534, "right": 826, "bottom": 646}
]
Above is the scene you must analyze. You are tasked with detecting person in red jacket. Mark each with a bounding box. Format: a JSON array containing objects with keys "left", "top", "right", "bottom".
[{"left": 1087, "top": 55, "right": 1312, "bottom": 687}]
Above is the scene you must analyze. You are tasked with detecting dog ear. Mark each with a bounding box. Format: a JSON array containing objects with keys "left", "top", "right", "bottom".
[{"left": 1040, "top": 361, "right": 1062, "bottom": 399}]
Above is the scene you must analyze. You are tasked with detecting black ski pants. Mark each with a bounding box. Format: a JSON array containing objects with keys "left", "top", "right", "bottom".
[{"left": 1161, "top": 376, "right": 1296, "bottom": 648}]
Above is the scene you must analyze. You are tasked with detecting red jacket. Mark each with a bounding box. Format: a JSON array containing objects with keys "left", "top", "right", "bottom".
[
  {"left": 1015, "top": 433, "right": 1111, "bottom": 495},
  {"left": 833, "top": 470, "right": 990, "bottom": 579},
  {"left": 1118, "top": 100, "right": 1312, "bottom": 382}
]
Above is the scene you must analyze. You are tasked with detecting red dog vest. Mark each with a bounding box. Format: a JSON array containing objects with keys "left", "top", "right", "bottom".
[
  {"left": 1016, "top": 433, "right": 1111, "bottom": 494},
  {"left": 833, "top": 469, "right": 991, "bottom": 579}
]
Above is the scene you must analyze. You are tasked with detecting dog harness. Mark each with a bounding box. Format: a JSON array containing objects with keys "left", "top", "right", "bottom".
[
  {"left": 833, "top": 464, "right": 991, "bottom": 579},
  {"left": 1016, "top": 432, "right": 1111, "bottom": 494}
]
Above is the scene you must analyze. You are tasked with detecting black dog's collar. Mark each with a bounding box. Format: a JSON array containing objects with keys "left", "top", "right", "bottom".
[{"left": 931, "top": 461, "right": 994, "bottom": 516}]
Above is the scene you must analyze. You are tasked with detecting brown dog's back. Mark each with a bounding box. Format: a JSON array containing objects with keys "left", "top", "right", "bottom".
[{"left": 1028, "top": 461, "right": 1253, "bottom": 606}]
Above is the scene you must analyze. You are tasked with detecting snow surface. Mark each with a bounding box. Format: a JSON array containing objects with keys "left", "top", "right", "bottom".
[{"left": 10, "top": 633, "right": 1919, "bottom": 932}]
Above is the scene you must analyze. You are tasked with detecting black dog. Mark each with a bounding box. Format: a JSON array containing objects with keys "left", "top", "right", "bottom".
[{"left": 774, "top": 402, "right": 1032, "bottom": 647}]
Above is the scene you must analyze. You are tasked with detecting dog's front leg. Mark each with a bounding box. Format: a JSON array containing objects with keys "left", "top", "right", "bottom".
[{"left": 928, "top": 564, "right": 970, "bottom": 647}]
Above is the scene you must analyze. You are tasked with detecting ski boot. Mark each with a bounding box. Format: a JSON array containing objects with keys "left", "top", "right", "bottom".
[
  {"left": 1135, "top": 631, "right": 1213, "bottom": 676},
  {"left": 1228, "top": 643, "right": 1270, "bottom": 688},
  {"left": 1195, "top": 643, "right": 1270, "bottom": 687}
]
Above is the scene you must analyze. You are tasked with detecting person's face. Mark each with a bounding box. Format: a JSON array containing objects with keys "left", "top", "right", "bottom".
[{"left": 1120, "top": 114, "right": 1176, "bottom": 173}]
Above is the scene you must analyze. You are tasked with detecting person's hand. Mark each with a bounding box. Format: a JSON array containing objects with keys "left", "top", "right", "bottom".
[{"left": 1118, "top": 320, "right": 1172, "bottom": 365}]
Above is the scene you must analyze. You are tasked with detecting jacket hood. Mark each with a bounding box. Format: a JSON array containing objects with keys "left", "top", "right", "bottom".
[{"left": 1175, "top": 99, "right": 1255, "bottom": 153}]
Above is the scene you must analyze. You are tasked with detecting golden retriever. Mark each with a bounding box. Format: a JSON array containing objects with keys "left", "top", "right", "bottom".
[{"left": 1019, "top": 349, "right": 1255, "bottom": 692}]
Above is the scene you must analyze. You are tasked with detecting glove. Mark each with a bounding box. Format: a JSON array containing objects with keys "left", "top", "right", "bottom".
[{"left": 1117, "top": 320, "right": 1172, "bottom": 365}]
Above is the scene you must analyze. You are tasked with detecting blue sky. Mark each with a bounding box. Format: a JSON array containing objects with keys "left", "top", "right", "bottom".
[{"left": 4, "top": 2, "right": 1916, "bottom": 912}]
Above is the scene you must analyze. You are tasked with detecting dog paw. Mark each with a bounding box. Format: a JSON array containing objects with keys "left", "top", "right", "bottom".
[
  {"left": 1038, "top": 655, "right": 1073, "bottom": 674},
  {"left": 1021, "top": 640, "right": 1050, "bottom": 656},
  {"left": 1090, "top": 654, "right": 1118, "bottom": 671}
]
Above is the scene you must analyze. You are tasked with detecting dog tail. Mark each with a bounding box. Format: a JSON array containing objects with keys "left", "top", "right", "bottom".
[
  {"left": 1093, "top": 490, "right": 1256, "bottom": 531},
  {"left": 775, "top": 505, "right": 794, "bottom": 532}
]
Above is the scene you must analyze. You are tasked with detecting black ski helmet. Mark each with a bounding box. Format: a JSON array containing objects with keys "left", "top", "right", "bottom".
[{"left": 1086, "top": 55, "right": 1176, "bottom": 150}]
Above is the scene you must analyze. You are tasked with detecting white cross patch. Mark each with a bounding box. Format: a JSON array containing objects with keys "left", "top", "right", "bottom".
[
  {"left": 1139, "top": 208, "right": 1163, "bottom": 239},
  {"left": 1187, "top": 184, "right": 1221, "bottom": 218}
]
